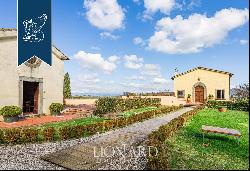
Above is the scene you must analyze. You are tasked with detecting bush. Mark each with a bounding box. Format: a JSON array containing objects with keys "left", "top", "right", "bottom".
[
  {"left": 206, "top": 100, "right": 249, "bottom": 111},
  {"left": 3, "top": 128, "right": 21, "bottom": 144},
  {"left": 20, "top": 128, "right": 38, "bottom": 143},
  {"left": 0, "top": 106, "right": 22, "bottom": 117},
  {"left": 94, "top": 97, "right": 161, "bottom": 116},
  {"left": 42, "top": 127, "right": 56, "bottom": 141},
  {"left": 49, "top": 103, "right": 64, "bottom": 113},
  {"left": 0, "top": 129, "right": 4, "bottom": 143}
]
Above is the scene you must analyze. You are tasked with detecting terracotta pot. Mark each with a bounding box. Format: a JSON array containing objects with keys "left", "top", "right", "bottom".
[
  {"left": 186, "top": 98, "right": 191, "bottom": 103},
  {"left": 218, "top": 107, "right": 227, "bottom": 112}
]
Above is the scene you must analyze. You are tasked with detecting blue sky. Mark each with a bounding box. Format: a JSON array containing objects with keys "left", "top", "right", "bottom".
[{"left": 0, "top": 0, "right": 249, "bottom": 95}]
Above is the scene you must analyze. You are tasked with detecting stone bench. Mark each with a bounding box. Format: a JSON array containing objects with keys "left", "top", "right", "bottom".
[{"left": 202, "top": 125, "right": 241, "bottom": 144}]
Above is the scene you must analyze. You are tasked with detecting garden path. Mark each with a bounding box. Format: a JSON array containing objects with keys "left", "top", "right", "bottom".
[{"left": 41, "top": 107, "right": 193, "bottom": 170}]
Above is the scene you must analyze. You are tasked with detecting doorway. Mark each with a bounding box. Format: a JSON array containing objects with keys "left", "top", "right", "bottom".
[
  {"left": 23, "top": 81, "right": 39, "bottom": 114},
  {"left": 195, "top": 85, "right": 204, "bottom": 103}
]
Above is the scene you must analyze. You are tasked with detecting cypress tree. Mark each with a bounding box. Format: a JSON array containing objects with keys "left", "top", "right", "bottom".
[{"left": 63, "top": 72, "right": 71, "bottom": 99}]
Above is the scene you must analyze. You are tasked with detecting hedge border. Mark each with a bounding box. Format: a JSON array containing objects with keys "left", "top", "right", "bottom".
[
  {"left": 147, "top": 105, "right": 204, "bottom": 170},
  {"left": 94, "top": 97, "right": 161, "bottom": 115},
  {"left": 206, "top": 100, "right": 249, "bottom": 111},
  {"left": 0, "top": 105, "right": 183, "bottom": 145}
]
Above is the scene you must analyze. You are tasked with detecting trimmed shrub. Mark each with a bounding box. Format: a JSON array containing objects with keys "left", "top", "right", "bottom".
[
  {"left": 206, "top": 100, "right": 249, "bottom": 111},
  {"left": 94, "top": 97, "right": 161, "bottom": 116},
  {"left": 147, "top": 106, "right": 204, "bottom": 170},
  {"left": 42, "top": 127, "right": 56, "bottom": 141},
  {"left": 20, "top": 128, "right": 39, "bottom": 143},
  {"left": 0, "top": 105, "right": 183, "bottom": 144},
  {"left": 49, "top": 103, "right": 64, "bottom": 113},
  {"left": 0, "top": 106, "right": 22, "bottom": 117},
  {"left": 3, "top": 128, "right": 21, "bottom": 144},
  {"left": 0, "top": 129, "right": 4, "bottom": 143}
]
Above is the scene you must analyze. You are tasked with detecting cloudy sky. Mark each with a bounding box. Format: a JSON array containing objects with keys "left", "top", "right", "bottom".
[{"left": 0, "top": 0, "right": 249, "bottom": 95}]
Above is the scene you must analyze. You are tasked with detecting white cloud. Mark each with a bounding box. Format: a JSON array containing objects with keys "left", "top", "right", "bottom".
[
  {"left": 84, "top": 0, "right": 125, "bottom": 30},
  {"left": 126, "top": 75, "right": 145, "bottom": 80},
  {"left": 187, "top": 0, "right": 201, "bottom": 10},
  {"left": 141, "top": 64, "right": 161, "bottom": 76},
  {"left": 148, "top": 8, "right": 249, "bottom": 54},
  {"left": 153, "top": 77, "right": 170, "bottom": 84},
  {"left": 143, "top": 0, "right": 175, "bottom": 19},
  {"left": 100, "top": 32, "right": 120, "bottom": 40},
  {"left": 108, "top": 55, "right": 120, "bottom": 63},
  {"left": 77, "top": 73, "right": 100, "bottom": 83},
  {"left": 91, "top": 46, "right": 101, "bottom": 50},
  {"left": 133, "top": 37, "right": 145, "bottom": 46},
  {"left": 74, "top": 50, "right": 117, "bottom": 74},
  {"left": 124, "top": 55, "right": 144, "bottom": 69},
  {"left": 240, "top": 39, "right": 249, "bottom": 45}
]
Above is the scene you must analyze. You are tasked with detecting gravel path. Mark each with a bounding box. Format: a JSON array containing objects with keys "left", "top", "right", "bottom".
[{"left": 0, "top": 107, "right": 193, "bottom": 170}]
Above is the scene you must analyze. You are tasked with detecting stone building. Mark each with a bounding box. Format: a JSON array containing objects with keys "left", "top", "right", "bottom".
[{"left": 0, "top": 28, "right": 69, "bottom": 115}]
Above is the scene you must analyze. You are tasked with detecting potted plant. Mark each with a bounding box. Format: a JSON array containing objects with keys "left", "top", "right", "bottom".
[
  {"left": 186, "top": 94, "right": 192, "bottom": 103},
  {"left": 208, "top": 94, "right": 214, "bottom": 100},
  {"left": 0, "top": 106, "right": 22, "bottom": 123},
  {"left": 49, "top": 103, "right": 64, "bottom": 116},
  {"left": 218, "top": 106, "right": 227, "bottom": 112}
]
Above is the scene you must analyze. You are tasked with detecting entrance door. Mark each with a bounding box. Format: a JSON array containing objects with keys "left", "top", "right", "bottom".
[
  {"left": 195, "top": 86, "right": 204, "bottom": 103},
  {"left": 23, "top": 81, "right": 39, "bottom": 114}
]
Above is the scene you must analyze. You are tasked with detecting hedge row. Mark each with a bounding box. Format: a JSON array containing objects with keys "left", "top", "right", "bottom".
[
  {"left": 0, "top": 127, "right": 56, "bottom": 144},
  {"left": 147, "top": 105, "right": 204, "bottom": 170},
  {"left": 0, "top": 105, "right": 182, "bottom": 144},
  {"left": 58, "top": 105, "right": 181, "bottom": 140},
  {"left": 206, "top": 100, "right": 249, "bottom": 111},
  {"left": 94, "top": 97, "right": 161, "bottom": 115}
]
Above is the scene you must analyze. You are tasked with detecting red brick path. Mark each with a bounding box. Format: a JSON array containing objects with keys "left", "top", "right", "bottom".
[{"left": 0, "top": 114, "right": 79, "bottom": 128}]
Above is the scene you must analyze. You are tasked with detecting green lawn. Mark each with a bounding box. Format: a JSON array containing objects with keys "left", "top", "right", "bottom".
[
  {"left": 165, "top": 108, "right": 249, "bottom": 170},
  {"left": 38, "top": 106, "right": 158, "bottom": 129},
  {"left": 121, "top": 106, "right": 158, "bottom": 117}
]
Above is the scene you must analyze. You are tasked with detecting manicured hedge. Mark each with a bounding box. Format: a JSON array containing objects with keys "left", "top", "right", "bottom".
[
  {"left": 206, "top": 100, "right": 249, "bottom": 111},
  {"left": 147, "top": 106, "right": 204, "bottom": 170},
  {"left": 59, "top": 105, "right": 181, "bottom": 140},
  {"left": 0, "top": 105, "right": 182, "bottom": 144},
  {"left": 94, "top": 97, "right": 161, "bottom": 116}
]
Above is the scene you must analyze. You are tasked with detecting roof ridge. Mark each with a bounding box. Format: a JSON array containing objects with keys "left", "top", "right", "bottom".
[{"left": 171, "top": 66, "right": 233, "bottom": 80}]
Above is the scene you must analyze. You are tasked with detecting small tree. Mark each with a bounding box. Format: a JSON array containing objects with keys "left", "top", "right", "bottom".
[
  {"left": 63, "top": 72, "right": 71, "bottom": 99},
  {"left": 231, "top": 83, "right": 249, "bottom": 101}
]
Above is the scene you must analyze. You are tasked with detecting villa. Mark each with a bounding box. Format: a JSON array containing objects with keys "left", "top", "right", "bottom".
[
  {"left": 172, "top": 67, "right": 233, "bottom": 103},
  {"left": 0, "top": 28, "right": 69, "bottom": 115}
]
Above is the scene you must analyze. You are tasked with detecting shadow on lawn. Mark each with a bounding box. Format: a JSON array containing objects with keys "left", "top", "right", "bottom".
[{"left": 184, "top": 131, "right": 248, "bottom": 159}]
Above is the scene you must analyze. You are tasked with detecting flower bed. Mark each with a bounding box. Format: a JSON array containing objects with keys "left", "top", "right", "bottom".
[
  {"left": 0, "top": 105, "right": 182, "bottom": 144},
  {"left": 147, "top": 105, "right": 204, "bottom": 170}
]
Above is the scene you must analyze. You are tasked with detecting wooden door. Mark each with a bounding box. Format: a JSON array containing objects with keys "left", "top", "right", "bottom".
[
  {"left": 195, "top": 86, "right": 204, "bottom": 103},
  {"left": 33, "top": 83, "right": 39, "bottom": 114}
]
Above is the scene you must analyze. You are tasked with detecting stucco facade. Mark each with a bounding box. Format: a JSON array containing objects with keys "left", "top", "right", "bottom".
[
  {"left": 172, "top": 67, "right": 233, "bottom": 102},
  {"left": 0, "top": 29, "right": 69, "bottom": 114}
]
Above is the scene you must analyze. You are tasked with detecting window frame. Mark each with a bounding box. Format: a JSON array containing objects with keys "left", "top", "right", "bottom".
[
  {"left": 177, "top": 90, "right": 185, "bottom": 98},
  {"left": 216, "top": 89, "right": 225, "bottom": 100}
]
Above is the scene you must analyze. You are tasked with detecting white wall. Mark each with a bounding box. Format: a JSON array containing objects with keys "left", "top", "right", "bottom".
[{"left": 0, "top": 32, "right": 65, "bottom": 114}]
